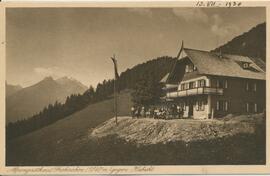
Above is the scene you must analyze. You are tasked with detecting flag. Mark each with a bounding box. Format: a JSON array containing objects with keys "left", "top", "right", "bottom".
[{"left": 111, "top": 56, "right": 119, "bottom": 79}]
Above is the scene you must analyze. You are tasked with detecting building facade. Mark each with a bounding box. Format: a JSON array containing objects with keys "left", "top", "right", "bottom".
[{"left": 161, "top": 45, "right": 266, "bottom": 119}]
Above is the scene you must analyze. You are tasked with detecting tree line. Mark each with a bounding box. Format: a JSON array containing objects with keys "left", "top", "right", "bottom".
[{"left": 7, "top": 56, "right": 176, "bottom": 140}]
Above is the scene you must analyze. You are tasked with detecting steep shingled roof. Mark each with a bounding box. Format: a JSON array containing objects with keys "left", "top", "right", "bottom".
[
  {"left": 160, "top": 73, "right": 169, "bottom": 83},
  {"left": 183, "top": 48, "right": 265, "bottom": 80}
]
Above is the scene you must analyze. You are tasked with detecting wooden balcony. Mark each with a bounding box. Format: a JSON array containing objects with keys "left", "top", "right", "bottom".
[{"left": 166, "top": 87, "right": 223, "bottom": 98}]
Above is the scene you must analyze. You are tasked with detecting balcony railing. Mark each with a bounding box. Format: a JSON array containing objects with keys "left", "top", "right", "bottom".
[{"left": 166, "top": 87, "right": 223, "bottom": 98}]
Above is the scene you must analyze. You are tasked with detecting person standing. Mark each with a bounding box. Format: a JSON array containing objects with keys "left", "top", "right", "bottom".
[
  {"left": 177, "top": 105, "right": 181, "bottom": 118},
  {"left": 131, "top": 106, "right": 135, "bottom": 118},
  {"left": 136, "top": 106, "right": 141, "bottom": 118},
  {"left": 141, "top": 106, "right": 145, "bottom": 118}
]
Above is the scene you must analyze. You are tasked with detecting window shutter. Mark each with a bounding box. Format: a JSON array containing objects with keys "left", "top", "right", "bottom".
[
  {"left": 225, "top": 101, "right": 228, "bottom": 111},
  {"left": 216, "top": 101, "right": 219, "bottom": 111},
  {"left": 254, "top": 83, "right": 257, "bottom": 92},
  {"left": 246, "top": 82, "right": 249, "bottom": 91},
  {"left": 254, "top": 103, "right": 257, "bottom": 113},
  {"left": 224, "top": 80, "right": 228, "bottom": 88},
  {"left": 246, "top": 103, "right": 249, "bottom": 113}
]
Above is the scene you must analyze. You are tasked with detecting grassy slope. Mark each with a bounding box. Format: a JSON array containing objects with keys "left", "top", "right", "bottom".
[{"left": 7, "top": 90, "right": 133, "bottom": 166}]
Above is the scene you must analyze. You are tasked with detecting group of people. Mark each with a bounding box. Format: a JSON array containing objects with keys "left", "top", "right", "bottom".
[{"left": 130, "top": 104, "right": 184, "bottom": 119}]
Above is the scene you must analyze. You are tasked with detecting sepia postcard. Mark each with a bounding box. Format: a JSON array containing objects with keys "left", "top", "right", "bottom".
[{"left": 0, "top": 1, "right": 270, "bottom": 175}]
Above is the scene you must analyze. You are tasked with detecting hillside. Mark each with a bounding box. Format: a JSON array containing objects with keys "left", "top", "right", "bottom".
[
  {"left": 213, "top": 23, "right": 266, "bottom": 62},
  {"left": 6, "top": 83, "right": 22, "bottom": 97},
  {"left": 7, "top": 90, "right": 133, "bottom": 166},
  {"left": 6, "top": 76, "right": 87, "bottom": 123}
]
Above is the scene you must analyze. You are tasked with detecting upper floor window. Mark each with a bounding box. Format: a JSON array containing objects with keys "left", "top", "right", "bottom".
[
  {"left": 185, "top": 83, "right": 189, "bottom": 90},
  {"left": 216, "top": 79, "right": 228, "bottom": 88},
  {"left": 198, "top": 79, "right": 206, "bottom": 87},
  {"left": 189, "top": 81, "right": 196, "bottom": 89},
  {"left": 246, "top": 82, "right": 257, "bottom": 92},
  {"left": 180, "top": 84, "right": 185, "bottom": 90},
  {"left": 185, "top": 64, "right": 197, "bottom": 73}
]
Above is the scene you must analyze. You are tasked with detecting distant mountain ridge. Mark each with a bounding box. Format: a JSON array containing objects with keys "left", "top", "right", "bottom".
[
  {"left": 213, "top": 22, "right": 266, "bottom": 62},
  {"left": 6, "top": 76, "right": 88, "bottom": 123}
]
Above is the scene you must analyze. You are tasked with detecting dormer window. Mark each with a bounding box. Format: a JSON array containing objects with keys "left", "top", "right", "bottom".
[
  {"left": 242, "top": 62, "right": 251, "bottom": 69},
  {"left": 185, "top": 64, "right": 196, "bottom": 73}
]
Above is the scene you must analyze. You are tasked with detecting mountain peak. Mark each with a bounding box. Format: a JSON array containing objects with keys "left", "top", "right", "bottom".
[
  {"left": 56, "top": 76, "right": 86, "bottom": 88},
  {"left": 7, "top": 76, "right": 87, "bottom": 123},
  {"left": 56, "top": 76, "right": 73, "bottom": 83},
  {"left": 43, "top": 76, "right": 54, "bottom": 81}
]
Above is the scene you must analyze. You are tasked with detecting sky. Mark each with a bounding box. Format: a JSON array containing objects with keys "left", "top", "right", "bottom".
[{"left": 6, "top": 7, "right": 265, "bottom": 88}]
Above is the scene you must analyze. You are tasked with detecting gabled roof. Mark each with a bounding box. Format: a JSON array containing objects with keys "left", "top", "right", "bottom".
[
  {"left": 160, "top": 73, "right": 169, "bottom": 83},
  {"left": 183, "top": 48, "right": 265, "bottom": 80}
]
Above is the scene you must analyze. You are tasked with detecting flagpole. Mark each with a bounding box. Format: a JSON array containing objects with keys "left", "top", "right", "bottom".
[
  {"left": 113, "top": 54, "right": 118, "bottom": 125},
  {"left": 114, "top": 68, "right": 118, "bottom": 125}
]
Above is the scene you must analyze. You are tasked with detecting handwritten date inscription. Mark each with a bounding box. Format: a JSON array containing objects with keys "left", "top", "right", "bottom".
[{"left": 196, "top": 1, "right": 242, "bottom": 7}]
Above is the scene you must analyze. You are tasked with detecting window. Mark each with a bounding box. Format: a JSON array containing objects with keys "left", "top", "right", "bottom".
[
  {"left": 185, "top": 65, "right": 188, "bottom": 73},
  {"left": 216, "top": 100, "right": 229, "bottom": 111},
  {"left": 217, "top": 79, "right": 228, "bottom": 88},
  {"left": 242, "top": 62, "right": 251, "bottom": 69},
  {"left": 189, "top": 81, "right": 196, "bottom": 89},
  {"left": 246, "top": 102, "right": 257, "bottom": 113},
  {"left": 246, "top": 82, "right": 257, "bottom": 92},
  {"left": 196, "top": 100, "right": 205, "bottom": 111},
  {"left": 185, "top": 64, "right": 196, "bottom": 73},
  {"left": 198, "top": 79, "right": 206, "bottom": 87},
  {"left": 185, "top": 83, "right": 189, "bottom": 90},
  {"left": 180, "top": 84, "right": 185, "bottom": 90}
]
